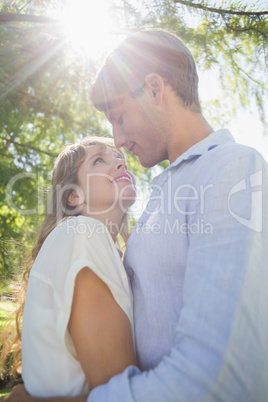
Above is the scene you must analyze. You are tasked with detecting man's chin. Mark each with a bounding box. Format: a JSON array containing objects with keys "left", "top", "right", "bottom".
[
  {"left": 139, "top": 157, "right": 159, "bottom": 169},
  {"left": 137, "top": 155, "right": 152, "bottom": 168}
]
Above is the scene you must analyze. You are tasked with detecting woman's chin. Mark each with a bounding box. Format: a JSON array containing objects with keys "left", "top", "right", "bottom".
[{"left": 121, "top": 196, "right": 137, "bottom": 212}]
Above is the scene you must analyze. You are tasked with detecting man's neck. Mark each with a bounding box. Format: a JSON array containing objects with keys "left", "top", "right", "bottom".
[{"left": 167, "top": 107, "right": 213, "bottom": 164}]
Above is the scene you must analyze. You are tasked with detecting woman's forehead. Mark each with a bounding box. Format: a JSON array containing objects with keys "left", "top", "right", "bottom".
[{"left": 85, "top": 144, "right": 123, "bottom": 158}]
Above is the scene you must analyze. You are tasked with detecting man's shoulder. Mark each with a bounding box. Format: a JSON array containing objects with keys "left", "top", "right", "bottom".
[
  {"left": 199, "top": 139, "right": 267, "bottom": 169},
  {"left": 174, "top": 140, "right": 268, "bottom": 187}
]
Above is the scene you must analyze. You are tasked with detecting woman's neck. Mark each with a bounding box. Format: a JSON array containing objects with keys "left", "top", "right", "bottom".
[{"left": 84, "top": 208, "right": 123, "bottom": 242}]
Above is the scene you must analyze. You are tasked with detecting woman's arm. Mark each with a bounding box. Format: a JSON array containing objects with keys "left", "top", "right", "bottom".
[
  {"left": 68, "top": 267, "right": 138, "bottom": 389},
  {"left": 2, "top": 267, "right": 137, "bottom": 402}
]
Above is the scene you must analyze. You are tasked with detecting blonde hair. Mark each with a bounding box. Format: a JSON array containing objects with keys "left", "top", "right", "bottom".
[{"left": 0, "top": 135, "right": 130, "bottom": 379}]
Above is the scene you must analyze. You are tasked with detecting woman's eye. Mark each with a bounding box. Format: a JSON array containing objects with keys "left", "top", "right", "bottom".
[{"left": 94, "top": 157, "right": 104, "bottom": 165}]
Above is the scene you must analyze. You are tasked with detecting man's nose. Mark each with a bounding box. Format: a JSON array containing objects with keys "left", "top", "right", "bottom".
[{"left": 113, "top": 125, "right": 126, "bottom": 148}]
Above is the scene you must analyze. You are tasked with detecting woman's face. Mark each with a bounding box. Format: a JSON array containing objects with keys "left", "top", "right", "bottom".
[{"left": 75, "top": 145, "right": 136, "bottom": 217}]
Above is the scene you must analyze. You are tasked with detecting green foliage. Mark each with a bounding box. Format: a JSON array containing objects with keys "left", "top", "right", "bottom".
[
  {"left": 0, "top": 3, "right": 82, "bottom": 281},
  {"left": 0, "top": 299, "right": 18, "bottom": 334},
  {"left": 0, "top": 0, "right": 149, "bottom": 282},
  {"left": 0, "top": 297, "right": 19, "bottom": 390},
  {"left": 0, "top": 387, "right": 12, "bottom": 398},
  {"left": 0, "top": 0, "right": 267, "bottom": 281}
]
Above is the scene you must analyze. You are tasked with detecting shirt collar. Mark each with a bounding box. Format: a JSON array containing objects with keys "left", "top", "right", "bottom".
[{"left": 150, "top": 129, "right": 235, "bottom": 186}]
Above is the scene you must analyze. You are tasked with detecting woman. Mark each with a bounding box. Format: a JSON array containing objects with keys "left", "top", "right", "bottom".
[{"left": 0, "top": 136, "right": 137, "bottom": 397}]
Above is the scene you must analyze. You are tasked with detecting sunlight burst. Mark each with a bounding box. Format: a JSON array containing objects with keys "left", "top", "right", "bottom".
[{"left": 60, "top": 0, "right": 118, "bottom": 59}]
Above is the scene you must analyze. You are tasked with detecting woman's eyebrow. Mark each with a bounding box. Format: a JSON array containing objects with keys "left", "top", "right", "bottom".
[
  {"left": 111, "top": 150, "right": 124, "bottom": 159},
  {"left": 86, "top": 152, "right": 103, "bottom": 163},
  {"left": 86, "top": 150, "right": 123, "bottom": 164}
]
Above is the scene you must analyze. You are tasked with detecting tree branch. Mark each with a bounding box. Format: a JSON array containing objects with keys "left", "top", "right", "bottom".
[
  {"left": 173, "top": 1, "right": 268, "bottom": 16},
  {"left": 14, "top": 88, "right": 91, "bottom": 130},
  {"left": 227, "top": 52, "right": 267, "bottom": 90},
  {"left": 0, "top": 80, "right": 91, "bottom": 131},
  {"left": 2, "top": 137, "right": 58, "bottom": 157},
  {"left": 0, "top": 14, "right": 60, "bottom": 24},
  {"left": 18, "top": 0, "right": 34, "bottom": 13},
  {"left": 225, "top": 22, "right": 268, "bottom": 39}
]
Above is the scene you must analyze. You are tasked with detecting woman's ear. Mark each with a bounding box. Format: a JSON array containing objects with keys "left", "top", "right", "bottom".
[
  {"left": 67, "top": 190, "right": 83, "bottom": 207},
  {"left": 144, "top": 73, "right": 165, "bottom": 103}
]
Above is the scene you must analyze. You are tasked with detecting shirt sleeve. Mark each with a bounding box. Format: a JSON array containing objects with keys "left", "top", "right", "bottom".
[
  {"left": 51, "top": 217, "right": 133, "bottom": 358},
  {"left": 88, "top": 147, "right": 268, "bottom": 402}
]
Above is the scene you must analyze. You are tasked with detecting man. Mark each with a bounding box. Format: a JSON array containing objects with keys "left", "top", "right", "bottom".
[{"left": 5, "top": 29, "right": 268, "bottom": 401}]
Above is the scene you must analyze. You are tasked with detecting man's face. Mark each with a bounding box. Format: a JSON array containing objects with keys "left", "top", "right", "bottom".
[{"left": 104, "top": 89, "right": 169, "bottom": 168}]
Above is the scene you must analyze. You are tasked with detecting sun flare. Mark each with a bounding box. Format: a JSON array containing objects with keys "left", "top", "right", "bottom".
[{"left": 60, "top": 0, "right": 119, "bottom": 59}]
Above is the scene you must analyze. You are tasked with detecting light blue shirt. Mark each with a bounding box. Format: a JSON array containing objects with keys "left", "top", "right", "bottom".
[{"left": 89, "top": 129, "right": 268, "bottom": 401}]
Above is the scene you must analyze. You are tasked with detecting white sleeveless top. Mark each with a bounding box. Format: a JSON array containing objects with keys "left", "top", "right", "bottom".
[{"left": 21, "top": 216, "right": 133, "bottom": 397}]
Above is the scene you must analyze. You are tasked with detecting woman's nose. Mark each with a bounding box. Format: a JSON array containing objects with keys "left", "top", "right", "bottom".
[{"left": 115, "top": 158, "right": 127, "bottom": 171}]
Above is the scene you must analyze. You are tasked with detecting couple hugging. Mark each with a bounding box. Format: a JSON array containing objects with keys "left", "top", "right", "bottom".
[{"left": 2, "top": 29, "right": 268, "bottom": 402}]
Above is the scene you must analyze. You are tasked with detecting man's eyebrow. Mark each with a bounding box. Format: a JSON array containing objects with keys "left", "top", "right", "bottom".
[{"left": 100, "top": 95, "right": 127, "bottom": 113}]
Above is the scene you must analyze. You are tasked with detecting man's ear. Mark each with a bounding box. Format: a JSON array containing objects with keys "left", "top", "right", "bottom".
[
  {"left": 67, "top": 190, "right": 83, "bottom": 207},
  {"left": 144, "top": 73, "right": 165, "bottom": 103}
]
